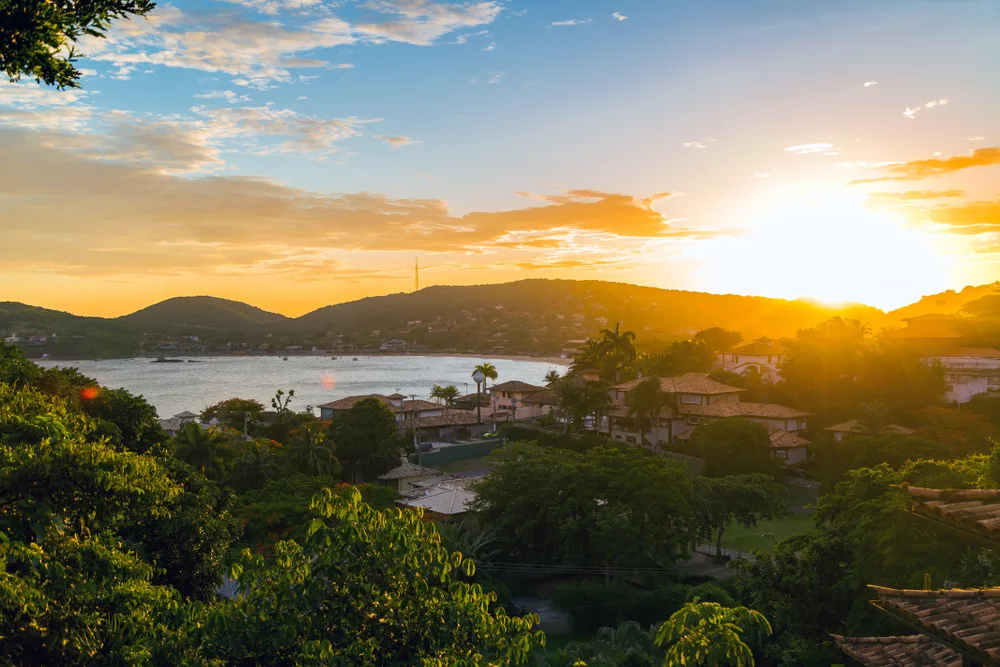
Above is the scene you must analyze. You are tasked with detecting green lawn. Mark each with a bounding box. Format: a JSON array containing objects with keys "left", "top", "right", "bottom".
[
  {"left": 718, "top": 513, "right": 814, "bottom": 553},
  {"left": 437, "top": 455, "right": 493, "bottom": 473}
]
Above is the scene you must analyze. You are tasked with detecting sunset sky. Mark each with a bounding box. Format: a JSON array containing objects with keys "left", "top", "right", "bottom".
[{"left": 2, "top": 0, "right": 1000, "bottom": 316}]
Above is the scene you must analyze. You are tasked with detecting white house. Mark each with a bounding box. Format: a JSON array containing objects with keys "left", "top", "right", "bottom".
[
  {"left": 488, "top": 380, "right": 547, "bottom": 420},
  {"left": 925, "top": 348, "right": 1000, "bottom": 403},
  {"left": 717, "top": 338, "right": 787, "bottom": 384}
]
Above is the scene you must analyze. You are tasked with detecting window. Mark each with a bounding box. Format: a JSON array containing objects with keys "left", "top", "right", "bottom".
[
  {"left": 680, "top": 394, "right": 702, "bottom": 404},
  {"left": 774, "top": 449, "right": 788, "bottom": 460},
  {"left": 687, "top": 416, "right": 700, "bottom": 425}
]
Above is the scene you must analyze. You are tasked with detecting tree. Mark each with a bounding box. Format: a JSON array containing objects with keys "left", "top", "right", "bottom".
[
  {"left": 270, "top": 388, "right": 294, "bottom": 413},
  {"left": 192, "top": 488, "right": 544, "bottom": 665},
  {"left": 656, "top": 600, "right": 772, "bottom": 667},
  {"left": 625, "top": 376, "right": 670, "bottom": 447},
  {"left": 1, "top": 0, "right": 156, "bottom": 89},
  {"left": 173, "top": 421, "right": 236, "bottom": 480},
  {"left": 801, "top": 434, "right": 951, "bottom": 490},
  {"left": 287, "top": 421, "right": 340, "bottom": 476},
  {"left": 639, "top": 340, "right": 716, "bottom": 378},
  {"left": 557, "top": 621, "right": 663, "bottom": 667},
  {"left": 544, "top": 369, "right": 561, "bottom": 386},
  {"left": 694, "top": 418, "right": 781, "bottom": 477},
  {"left": 81, "top": 386, "right": 166, "bottom": 455},
  {"left": 473, "top": 443, "right": 695, "bottom": 568},
  {"left": 693, "top": 474, "right": 789, "bottom": 562},
  {"left": 694, "top": 328, "right": 743, "bottom": 354},
  {"left": 598, "top": 322, "right": 637, "bottom": 377},
  {"left": 329, "top": 397, "right": 405, "bottom": 482},
  {"left": 553, "top": 379, "right": 610, "bottom": 431},
  {"left": 431, "top": 383, "right": 460, "bottom": 405},
  {"left": 201, "top": 397, "right": 265, "bottom": 432},
  {"left": 229, "top": 438, "right": 282, "bottom": 491}
]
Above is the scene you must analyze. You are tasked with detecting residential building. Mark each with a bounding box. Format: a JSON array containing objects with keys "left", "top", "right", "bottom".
[
  {"left": 316, "top": 393, "right": 487, "bottom": 440},
  {"left": 925, "top": 347, "right": 1000, "bottom": 403},
  {"left": 397, "top": 474, "right": 483, "bottom": 521},
  {"left": 882, "top": 313, "right": 967, "bottom": 356},
  {"left": 376, "top": 461, "right": 440, "bottom": 492},
  {"left": 603, "top": 372, "right": 810, "bottom": 464},
  {"left": 717, "top": 337, "right": 788, "bottom": 383},
  {"left": 488, "top": 380, "right": 546, "bottom": 420},
  {"left": 157, "top": 410, "right": 203, "bottom": 436},
  {"left": 825, "top": 419, "right": 916, "bottom": 441}
]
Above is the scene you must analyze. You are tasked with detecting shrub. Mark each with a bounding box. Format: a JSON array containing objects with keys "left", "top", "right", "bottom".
[
  {"left": 632, "top": 583, "right": 692, "bottom": 626},
  {"left": 552, "top": 580, "right": 640, "bottom": 634},
  {"left": 685, "top": 582, "right": 736, "bottom": 607}
]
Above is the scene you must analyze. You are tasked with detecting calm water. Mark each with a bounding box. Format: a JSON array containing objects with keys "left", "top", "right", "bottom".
[{"left": 36, "top": 356, "right": 566, "bottom": 418}]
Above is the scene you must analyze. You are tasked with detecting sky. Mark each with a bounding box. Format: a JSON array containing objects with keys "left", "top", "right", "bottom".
[{"left": 2, "top": 0, "right": 1000, "bottom": 317}]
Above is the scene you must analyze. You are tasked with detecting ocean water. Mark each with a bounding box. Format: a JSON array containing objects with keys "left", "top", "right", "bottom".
[{"left": 36, "top": 355, "right": 566, "bottom": 418}]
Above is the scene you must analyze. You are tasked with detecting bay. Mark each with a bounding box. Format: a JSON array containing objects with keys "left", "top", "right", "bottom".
[{"left": 37, "top": 355, "right": 567, "bottom": 418}]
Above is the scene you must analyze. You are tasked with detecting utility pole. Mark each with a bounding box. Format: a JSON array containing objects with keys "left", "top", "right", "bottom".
[
  {"left": 410, "top": 393, "right": 420, "bottom": 464},
  {"left": 414, "top": 257, "right": 419, "bottom": 293}
]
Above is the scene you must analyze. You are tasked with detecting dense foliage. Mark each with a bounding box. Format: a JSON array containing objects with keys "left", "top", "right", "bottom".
[
  {"left": 473, "top": 442, "right": 695, "bottom": 567},
  {"left": 693, "top": 418, "right": 782, "bottom": 478}
]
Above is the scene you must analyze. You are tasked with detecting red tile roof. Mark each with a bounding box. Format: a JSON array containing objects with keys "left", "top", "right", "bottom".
[
  {"left": 901, "top": 485, "right": 1000, "bottom": 542},
  {"left": 680, "top": 401, "right": 810, "bottom": 420},
  {"left": 725, "top": 341, "right": 788, "bottom": 356},
  {"left": 832, "top": 635, "right": 961, "bottom": 666},
  {"left": 769, "top": 428, "right": 811, "bottom": 448},
  {"left": 825, "top": 419, "right": 914, "bottom": 436},
  {"left": 414, "top": 411, "right": 483, "bottom": 428},
  {"left": 316, "top": 395, "right": 441, "bottom": 413},
  {"left": 489, "top": 380, "right": 545, "bottom": 393},
  {"left": 611, "top": 372, "right": 743, "bottom": 395},
  {"left": 522, "top": 390, "right": 560, "bottom": 406},
  {"left": 870, "top": 586, "right": 1000, "bottom": 664}
]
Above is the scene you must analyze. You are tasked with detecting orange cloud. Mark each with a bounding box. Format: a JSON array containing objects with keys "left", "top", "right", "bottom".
[
  {"left": 868, "top": 189, "right": 965, "bottom": 201},
  {"left": 928, "top": 199, "right": 1000, "bottom": 234},
  {"left": 851, "top": 148, "right": 1000, "bottom": 184}
]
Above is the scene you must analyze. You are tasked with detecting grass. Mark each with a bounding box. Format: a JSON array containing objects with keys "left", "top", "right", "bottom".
[
  {"left": 718, "top": 513, "right": 815, "bottom": 553},
  {"left": 436, "top": 455, "right": 493, "bottom": 473}
]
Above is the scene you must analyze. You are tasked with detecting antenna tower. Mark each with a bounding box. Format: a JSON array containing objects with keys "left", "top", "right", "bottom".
[{"left": 414, "top": 257, "right": 419, "bottom": 293}]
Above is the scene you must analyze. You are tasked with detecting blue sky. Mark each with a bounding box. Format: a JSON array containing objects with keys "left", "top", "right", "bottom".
[{"left": 2, "top": 0, "right": 1000, "bottom": 315}]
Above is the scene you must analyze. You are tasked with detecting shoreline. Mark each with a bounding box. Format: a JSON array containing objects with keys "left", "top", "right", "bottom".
[{"left": 33, "top": 352, "right": 572, "bottom": 367}]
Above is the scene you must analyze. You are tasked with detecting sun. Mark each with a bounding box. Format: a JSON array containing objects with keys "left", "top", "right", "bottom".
[{"left": 691, "top": 186, "right": 953, "bottom": 311}]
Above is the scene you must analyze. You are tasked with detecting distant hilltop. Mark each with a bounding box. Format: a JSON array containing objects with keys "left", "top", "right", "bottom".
[{"left": 2, "top": 278, "right": 998, "bottom": 360}]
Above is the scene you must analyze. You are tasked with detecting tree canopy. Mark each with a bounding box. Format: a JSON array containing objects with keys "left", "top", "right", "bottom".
[
  {"left": 1, "top": 0, "right": 156, "bottom": 89},
  {"left": 694, "top": 418, "right": 781, "bottom": 478},
  {"left": 328, "top": 397, "right": 405, "bottom": 482}
]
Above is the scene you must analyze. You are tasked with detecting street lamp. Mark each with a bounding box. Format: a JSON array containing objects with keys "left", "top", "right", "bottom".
[{"left": 472, "top": 369, "right": 486, "bottom": 424}]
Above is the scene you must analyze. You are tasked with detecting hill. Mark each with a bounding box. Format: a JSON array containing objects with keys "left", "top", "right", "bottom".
[
  {"left": 6, "top": 279, "right": 998, "bottom": 359},
  {"left": 119, "top": 296, "right": 290, "bottom": 333},
  {"left": 889, "top": 283, "right": 1000, "bottom": 321}
]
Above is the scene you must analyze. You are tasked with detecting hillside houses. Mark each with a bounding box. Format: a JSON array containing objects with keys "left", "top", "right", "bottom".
[
  {"left": 604, "top": 372, "right": 812, "bottom": 464},
  {"left": 717, "top": 337, "right": 788, "bottom": 384}
]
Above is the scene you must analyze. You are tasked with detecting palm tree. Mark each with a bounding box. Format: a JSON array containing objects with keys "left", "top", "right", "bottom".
[
  {"left": 656, "top": 600, "right": 772, "bottom": 667},
  {"left": 598, "top": 322, "right": 637, "bottom": 378},
  {"left": 430, "top": 384, "right": 460, "bottom": 406},
  {"left": 229, "top": 438, "right": 281, "bottom": 491},
  {"left": 544, "top": 369, "right": 561, "bottom": 386},
  {"left": 625, "top": 376, "right": 670, "bottom": 448},
  {"left": 174, "top": 422, "right": 234, "bottom": 480},
  {"left": 473, "top": 362, "right": 499, "bottom": 385},
  {"left": 288, "top": 422, "right": 340, "bottom": 476},
  {"left": 858, "top": 399, "right": 891, "bottom": 435}
]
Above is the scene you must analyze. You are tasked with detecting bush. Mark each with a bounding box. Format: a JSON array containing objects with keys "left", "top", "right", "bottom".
[
  {"left": 552, "top": 581, "right": 640, "bottom": 634},
  {"left": 501, "top": 424, "right": 609, "bottom": 453},
  {"left": 631, "top": 583, "right": 692, "bottom": 626},
  {"left": 685, "top": 582, "right": 736, "bottom": 607}
]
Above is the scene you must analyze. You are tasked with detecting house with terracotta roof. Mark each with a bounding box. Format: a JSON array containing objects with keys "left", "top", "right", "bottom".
[
  {"left": 602, "top": 372, "right": 810, "bottom": 462},
  {"left": 825, "top": 419, "right": 915, "bottom": 441},
  {"left": 832, "top": 484, "right": 1000, "bottom": 666},
  {"left": 717, "top": 337, "right": 788, "bottom": 384},
  {"left": 317, "top": 393, "right": 491, "bottom": 440},
  {"left": 487, "top": 380, "right": 547, "bottom": 420}
]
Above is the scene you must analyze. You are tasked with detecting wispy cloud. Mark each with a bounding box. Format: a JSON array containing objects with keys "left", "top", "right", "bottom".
[
  {"left": 849, "top": 147, "right": 1000, "bottom": 184},
  {"left": 903, "top": 99, "right": 949, "bottom": 119},
  {"left": 487, "top": 72, "right": 504, "bottom": 84},
  {"left": 864, "top": 81, "right": 879, "bottom": 87},
  {"left": 482, "top": 42, "right": 496, "bottom": 51},
  {"left": 784, "top": 143, "right": 834, "bottom": 155},
  {"left": 551, "top": 18, "right": 592, "bottom": 26},
  {"left": 356, "top": 0, "right": 503, "bottom": 46},
  {"left": 194, "top": 90, "right": 251, "bottom": 104},
  {"left": 612, "top": 12, "right": 628, "bottom": 21},
  {"left": 374, "top": 134, "right": 421, "bottom": 149},
  {"left": 966, "top": 136, "right": 987, "bottom": 142},
  {"left": 683, "top": 141, "right": 707, "bottom": 149}
]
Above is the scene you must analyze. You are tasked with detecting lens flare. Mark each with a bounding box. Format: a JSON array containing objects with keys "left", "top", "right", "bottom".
[
  {"left": 80, "top": 386, "right": 100, "bottom": 400},
  {"left": 322, "top": 375, "right": 336, "bottom": 390}
]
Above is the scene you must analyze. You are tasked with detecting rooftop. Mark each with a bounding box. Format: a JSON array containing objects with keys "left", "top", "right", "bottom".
[
  {"left": 832, "top": 635, "right": 961, "bottom": 667},
  {"left": 316, "top": 394, "right": 442, "bottom": 413},
  {"left": 725, "top": 340, "right": 788, "bottom": 356},
  {"left": 378, "top": 461, "right": 441, "bottom": 481},
  {"left": 611, "top": 372, "right": 744, "bottom": 396},
  {"left": 489, "top": 380, "right": 545, "bottom": 393},
  {"left": 521, "top": 390, "right": 560, "bottom": 406},
  {"left": 680, "top": 401, "right": 810, "bottom": 420},
  {"left": 768, "top": 428, "right": 811, "bottom": 448},
  {"left": 825, "top": 420, "right": 915, "bottom": 436},
  {"left": 870, "top": 585, "right": 1000, "bottom": 664},
  {"left": 937, "top": 347, "right": 1000, "bottom": 359},
  {"left": 398, "top": 486, "right": 477, "bottom": 516},
  {"left": 413, "top": 411, "right": 483, "bottom": 428},
  {"left": 901, "top": 485, "right": 1000, "bottom": 545}
]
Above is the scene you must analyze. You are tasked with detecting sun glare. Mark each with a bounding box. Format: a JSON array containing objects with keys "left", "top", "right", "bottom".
[{"left": 690, "top": 187, "right": 953, "bottom": 311}]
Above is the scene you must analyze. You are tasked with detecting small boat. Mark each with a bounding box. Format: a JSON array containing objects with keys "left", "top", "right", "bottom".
[
  {"left": 187, "top": 359, "right": 202, "bottom": 363},
  {"left": 152, "top": 356, "right": 184, "bottom": 363},
  {"left": 282, "top": 356, "right": 289, "bottom": 361},
  {"left": 331, "top": 356, "right": 338, "bottom": 360},
  {"left": 352, "top": 357, "right": 358, "bottom": 361}
]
